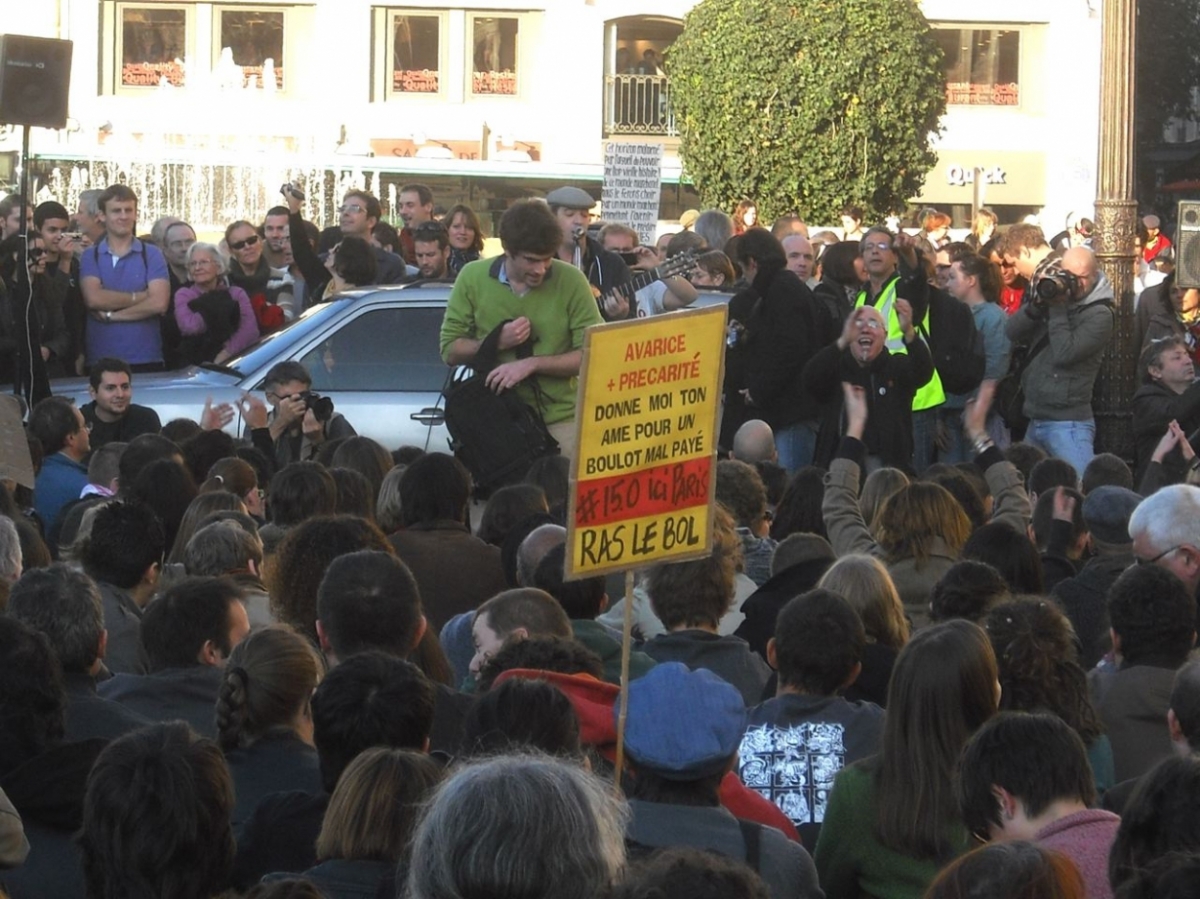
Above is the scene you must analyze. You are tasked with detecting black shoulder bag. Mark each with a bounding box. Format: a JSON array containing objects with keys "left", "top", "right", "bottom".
[{"left": 442, "top": 320, "right": 560, "bottom": 497}]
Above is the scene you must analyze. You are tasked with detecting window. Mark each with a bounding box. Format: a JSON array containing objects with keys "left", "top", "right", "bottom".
[
  {"left": 470, "top": 15, "right": 519, "bottom": 96},
  {"left": 117, "top": 5, "right": 189, "bottom": 88},
  {"left": 393, "top": 14, "right": 441, "bottom": 93},
  {"left": 934, "top": 27, "right": 1020, "bottom": 107},
  {"left": 302, "top": 307, "right": 448, "bottom": 393},
  {"left": 217, "top": 7, "right": 286, "bottom": 90}
]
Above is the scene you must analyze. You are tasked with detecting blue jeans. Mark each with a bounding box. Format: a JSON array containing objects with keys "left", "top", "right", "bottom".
[
  {"left": 1025, "top": 418, "right": 1095, "bottom": 478},
  {"left": 775, "top": 420, "right": 818, "bottom": 473},
  {"left": 937, "top": 407, "right": 970, "bottom": 465},
  {"left": 938, "top": 408, "right": 1010, "bottom": 465},
  {"left": 912, "top": 408, "right": 938, "bottom": 475}
]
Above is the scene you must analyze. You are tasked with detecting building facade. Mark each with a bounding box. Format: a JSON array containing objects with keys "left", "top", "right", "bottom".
[{"left": 2, "top": 0, "right": 1101, "bottom": 235}]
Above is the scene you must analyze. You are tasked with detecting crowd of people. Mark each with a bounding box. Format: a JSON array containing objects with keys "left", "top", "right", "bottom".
[{"left": 0, "top": 180, "right": 1199, "bottom": 899}]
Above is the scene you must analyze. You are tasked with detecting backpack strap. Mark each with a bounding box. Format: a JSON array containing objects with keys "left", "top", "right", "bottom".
[{"left": 737, "top": 818, "right": 762, "bottom": 872}]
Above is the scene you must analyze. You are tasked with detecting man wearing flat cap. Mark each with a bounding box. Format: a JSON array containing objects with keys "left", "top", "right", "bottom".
[
  {"left": 622, "top": 662, "right": 824, "bottom": 899},
  {"left": 1142, "top": 214, "right": 1172, "bottom": 264},
  {"left": 546, "top": 186, "right": 633, "bottom": 320}
]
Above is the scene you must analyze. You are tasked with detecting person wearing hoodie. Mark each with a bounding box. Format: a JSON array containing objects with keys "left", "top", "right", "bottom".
[{"left": 1001, "top": 230, "right": 1114, "bottom": 477}]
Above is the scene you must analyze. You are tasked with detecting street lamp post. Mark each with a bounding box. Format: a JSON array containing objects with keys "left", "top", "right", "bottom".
[{"left": 1092, "top": 0, "right": 1139, "bottom": 458}]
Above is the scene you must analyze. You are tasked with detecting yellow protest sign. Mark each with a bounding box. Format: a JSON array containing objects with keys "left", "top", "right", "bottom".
[{"left": 566, "top": 304, "right": 727, "bottom": 579}]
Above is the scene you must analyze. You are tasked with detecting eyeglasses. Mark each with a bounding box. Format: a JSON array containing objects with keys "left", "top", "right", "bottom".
[
  {"left": 862, "top": 241, "right": 893, "bottom": 252},
  {"left": 228, "top": 235, "right": 260, "bottom": 251},
  {"left": 338, "top": 204, "right": 366, "bottom": 215},
  {"left": 187, "top": 258, "right": 217, "bottom": 268},
  {"left": 855, "top": 319, "right": 884, "bottom": 331},
  {"left": 1137, "top": 544, "right": 1187, "bottom": 565}
]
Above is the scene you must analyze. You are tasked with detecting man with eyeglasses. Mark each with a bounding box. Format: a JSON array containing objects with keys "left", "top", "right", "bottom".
[
  {"left": 1128, "top": 484, "right": 1200, "bottom": 607},
  {"left": 853, "top": 225, "right": 939, "bottom": 472},
  {"left": 441, "top": 199, "right": 602, "bottom": 461},
  {"left": 79, "top": 184, "right": 171, "bottom": 372},
  {"left": 804, "top": 302, "right": 933, "bottom": 471},
  {"left": 283, "top": 188, "right": 406, "bottom": 306}
]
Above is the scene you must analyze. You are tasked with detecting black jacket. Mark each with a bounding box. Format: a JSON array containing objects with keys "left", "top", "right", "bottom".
[
  {"left": 722, "top": 266, "right": 823, "bottom": 447},
  {"left": 804, "top": 338, "right": 935, "bottom": 471},
  {"left": 735, "top": 556, "right": 835, "bottom": 659},
  {"left": 225, "top": 731, "right": 321, "bottom": 836},
  {"left": 0, "top": 739, "right": 106, "bottom": 899},
  {"left": 580, "top": 235, "right": 632, "bottom": 318},
  {"left": 1131, "top": 379, "right": 1200, "bottom": 485},
  {"left": 1052, "top": 551, "right": 1132, "bottom": 670},
  {"left": 63, "top": 671, "right": 151, "bottom": 743}
]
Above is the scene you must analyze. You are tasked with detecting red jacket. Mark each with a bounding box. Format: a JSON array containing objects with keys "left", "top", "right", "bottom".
[{"left": 496, "top": 668, "right": 803, "bottom": 844}]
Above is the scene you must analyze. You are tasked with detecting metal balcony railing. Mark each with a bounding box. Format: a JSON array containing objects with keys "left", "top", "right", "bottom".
[{"left": 604, "top": 73, "right": 676, "bottom": 137}]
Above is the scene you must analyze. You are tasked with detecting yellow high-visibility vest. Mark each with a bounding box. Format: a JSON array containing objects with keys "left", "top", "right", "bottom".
[{"left": 855, "top": 278, "right": 944, "bottom": 411}]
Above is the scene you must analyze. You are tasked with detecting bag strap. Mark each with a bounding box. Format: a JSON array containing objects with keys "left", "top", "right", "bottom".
[{"left": 737, "top": 818, "right": 762, "bottom": 871}]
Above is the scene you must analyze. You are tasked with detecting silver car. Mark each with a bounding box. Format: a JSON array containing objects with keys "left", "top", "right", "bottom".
[
  {"left": 52, "top": 282, "right": 735, "bottom": 451},
  {"left": 54, "top": 284, "right": 454, "bottom": 452}
]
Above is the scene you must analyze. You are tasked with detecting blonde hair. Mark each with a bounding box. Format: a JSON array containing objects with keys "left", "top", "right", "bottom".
[
  {"left": 818, "top": 554, "right": 910, "bottom": 650},
  {"left": 875, "top": 482, "right": 972, "bottom": 568},
  {"left": 316, "top": 748, "right": 442, "bottom": 862},
  {"left": 860, "top": 468, "right": 910, "bottom": 536}
]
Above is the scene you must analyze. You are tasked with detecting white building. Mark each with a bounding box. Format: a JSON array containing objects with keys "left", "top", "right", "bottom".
[{"left": 0, "top": 0, "right": 1101, "bottom": 234}]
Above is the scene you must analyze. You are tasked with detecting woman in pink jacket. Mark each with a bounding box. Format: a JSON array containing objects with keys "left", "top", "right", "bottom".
[{"left": 174, "top": 242, "right": 260, "bottom": 365}]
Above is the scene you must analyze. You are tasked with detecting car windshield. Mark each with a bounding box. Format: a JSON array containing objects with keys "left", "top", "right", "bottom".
[{"left": 221, "top": 299, "right": 353, "bottom": 374}]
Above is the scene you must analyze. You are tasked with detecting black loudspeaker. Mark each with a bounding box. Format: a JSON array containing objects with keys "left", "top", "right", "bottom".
[
  {"left": 1177, "top": 200, "right": 1200, "bottom": 289},
  {"left": 0, "top": 34, "right": 72, "bottom": 130}
]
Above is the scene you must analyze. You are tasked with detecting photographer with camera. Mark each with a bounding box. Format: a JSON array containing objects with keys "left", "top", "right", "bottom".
[
  {"left": 1001, "top": 225, "right": 1114, "bottom": 475},
  {"left": 240, "top": 360, "right": 356, "bottom": 468}
]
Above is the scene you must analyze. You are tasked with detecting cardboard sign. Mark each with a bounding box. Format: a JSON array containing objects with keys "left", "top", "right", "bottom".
[{"left": 566, "top": 305, "right": 727, "bottom": 579}]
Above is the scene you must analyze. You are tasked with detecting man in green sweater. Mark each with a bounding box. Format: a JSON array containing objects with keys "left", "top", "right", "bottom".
[{"left": 439, "top": 198, "right": 602, "bottom": 461}]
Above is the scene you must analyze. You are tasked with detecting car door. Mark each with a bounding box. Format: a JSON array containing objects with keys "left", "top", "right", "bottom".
[{"left": 294, "top": 301, "right": 450, "bottom": 452}]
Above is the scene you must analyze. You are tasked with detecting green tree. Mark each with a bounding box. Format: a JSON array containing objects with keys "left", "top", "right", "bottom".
[{"left": 667, "top": 0, "right": 946, "bottom": 223}]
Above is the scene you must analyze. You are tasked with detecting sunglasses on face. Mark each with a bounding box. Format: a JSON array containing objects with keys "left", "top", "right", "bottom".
[
  {"left": 338, "top": 204, "right": 366, "bottom": 215},
  {"left": 229, "top": 235, "right": 260, "bottom": 251}
]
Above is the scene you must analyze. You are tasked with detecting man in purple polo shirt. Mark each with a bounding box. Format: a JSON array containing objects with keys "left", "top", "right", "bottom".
[{"left": 79, "top": 185, "right": 170, "bottom": 371}]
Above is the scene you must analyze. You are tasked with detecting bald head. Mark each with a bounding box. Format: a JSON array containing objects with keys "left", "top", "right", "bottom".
[
  {"left": 782, "top": 234, "right": 815, "bottom": 281},
  {"left": 732, "top": 420, "right": 777, "bottom": 464},
  {"left": 1061, "top": 247, "right": 1099, "bottom": 298},
  {"left": 516, "top": 524, "right": 567, "bottom": 587}
]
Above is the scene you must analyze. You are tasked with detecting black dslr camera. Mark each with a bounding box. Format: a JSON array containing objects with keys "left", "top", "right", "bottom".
[
  {"left": 1034, "top": 263, "right": 1082, "bottom": 304},
  {"left": 299, "top": 390, "right": 334, "bottom": 423}
]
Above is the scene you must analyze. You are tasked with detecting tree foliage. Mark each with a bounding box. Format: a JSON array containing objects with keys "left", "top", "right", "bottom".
[{"left": 667, "top": 0, "right": 946, "bottom": 223}]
